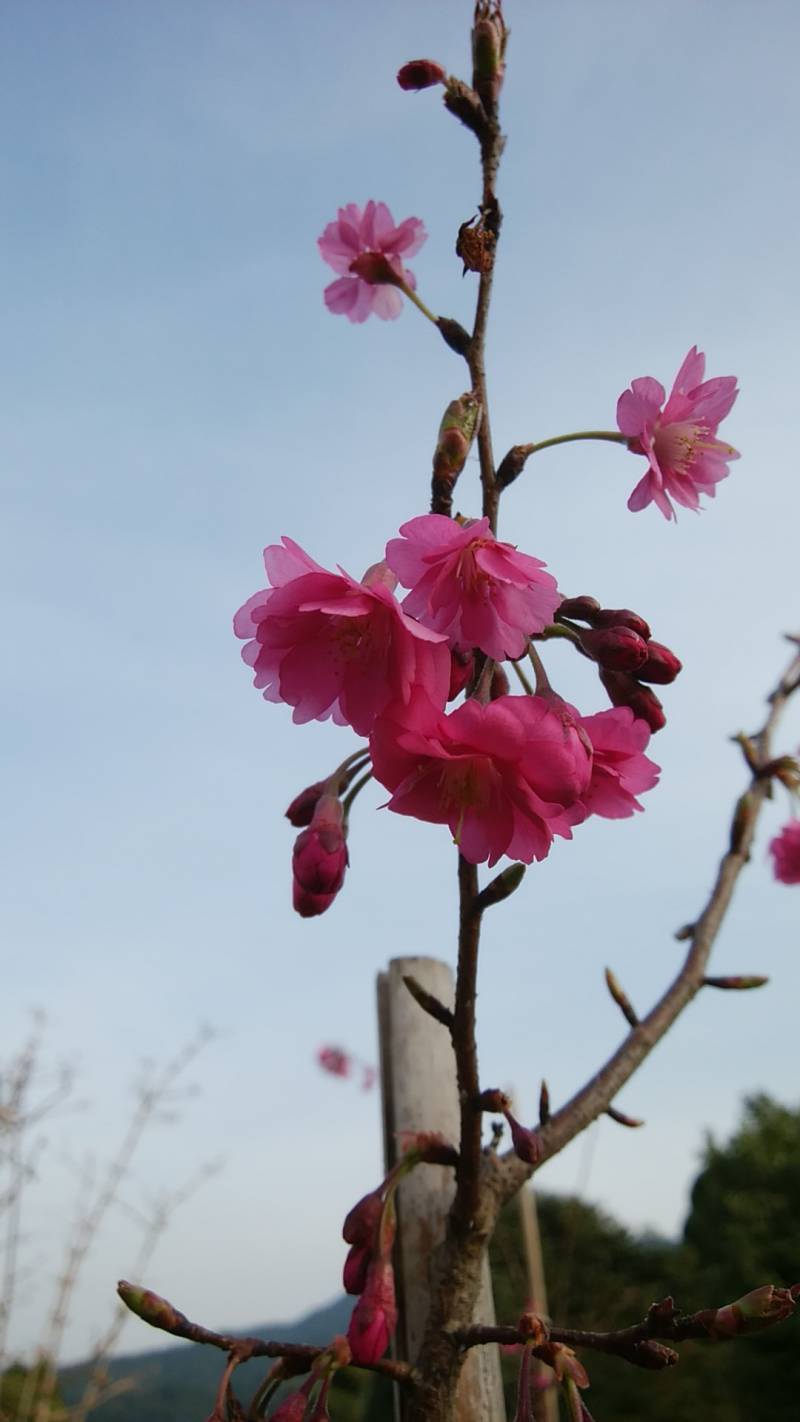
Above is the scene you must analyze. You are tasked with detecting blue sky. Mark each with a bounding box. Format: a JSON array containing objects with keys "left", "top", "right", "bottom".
[{"left": 3, "top": 0, "right": 800, "bottom": 1365}]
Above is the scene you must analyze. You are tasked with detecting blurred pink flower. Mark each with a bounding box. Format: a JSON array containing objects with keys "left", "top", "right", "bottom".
[
  {"left": 386, "top": 514, "right": 560, "bottom": 660},
  {"left": 769, "top": 820, "right": 800, "bottom": 884},
  {"left": 573, "top": 707, "right": 660, "bottom": 818},
  {"left": 318, "top": 201, "right": 426, "bottom": 323},
  {"left": 617, "top": 346, "right": 738, "bottom": 520},
  {"left": 317, "top": 1045, "right": 351, "bottom": 1078},
  {"left": 369, "top": 690, "right": 591, "bottom": 867},
  {"left": 234, "top": 541, "right": 449, "bottom": 736}
]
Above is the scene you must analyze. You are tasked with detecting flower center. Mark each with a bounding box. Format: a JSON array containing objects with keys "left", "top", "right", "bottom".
[{"left": 653, "top": 419, "right": 704, "bottom": 475}]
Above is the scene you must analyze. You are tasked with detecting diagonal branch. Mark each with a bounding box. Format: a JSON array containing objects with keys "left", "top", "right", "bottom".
[{"left": 495, "top": 642, "right": 800, "bottom": 1206}]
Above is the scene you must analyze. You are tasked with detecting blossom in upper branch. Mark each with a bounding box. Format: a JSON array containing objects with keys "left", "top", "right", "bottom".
[
  {"left": 769, "top": 820, "right": 800, "bottom": 884},
  {"left": 369, "top": 690, "right": 591, "bottom": 867},
  {"left": 318, "top": 201, "right": 426, "bottom": 322},
  {"left": 572, "top": 707, "right": 660, "bottom": 818},
  {"left": 385, "top": 514, "right": 560, "bottom": 661},
  {"left": 617, "top": 346, "right": 739, "bottom": 520},
  {"left": 234, "top": 541, "right": 449, "bottom": 736}
]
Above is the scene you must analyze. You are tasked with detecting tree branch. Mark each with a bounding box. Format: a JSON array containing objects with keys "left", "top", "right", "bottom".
[
  {"left": 116, "top": 1282, "right": 413, "bottom": 1385},
  {"left": 495, "top": 642, "right": 800, "bottom": 1205}
]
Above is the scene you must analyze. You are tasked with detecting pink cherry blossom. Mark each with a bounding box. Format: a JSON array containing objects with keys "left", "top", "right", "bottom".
[
  {"left": 234, "top": 541, "right": 450, "bottom": 737},
  {"left": 369, "top": 690, "right": 591, "bottom": 867},
  {"left": 385, "top": 514, "right": 561, "bottom": 661},
  {"left": 617, "top": 346, "right": 739, "bottom": 520},
  {"left": 769, "top": 820, "right": 800, "bottom": 884},
  {"left": 292, "top": 794, "right": 348, "bottom": 897},
  {"left": 573, "top": 707, "right": 660, "bottom": 818},
  {"left": 318, "top": 201, "right": 426, "bottom": 323},
  {"left": 317, "top": 1045, "right": 351, "bottom": 1078}
]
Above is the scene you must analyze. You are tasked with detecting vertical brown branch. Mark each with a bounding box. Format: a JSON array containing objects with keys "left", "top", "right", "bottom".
[
  {"left": 468, "top": 122, "right": 505, "bottom": 534},
  {"left": 452, "top": 855, "right": 483, "bottom": 1233}
]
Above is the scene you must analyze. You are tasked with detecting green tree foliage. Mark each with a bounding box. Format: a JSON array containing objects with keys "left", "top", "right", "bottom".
[{"left": 0, "top": 1361, "right": 64, "bottom": 1421}]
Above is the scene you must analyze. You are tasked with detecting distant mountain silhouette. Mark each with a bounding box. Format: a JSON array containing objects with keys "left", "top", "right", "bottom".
[{"left": 60, "top": 1296, "right": 351, "bottom": 1422}]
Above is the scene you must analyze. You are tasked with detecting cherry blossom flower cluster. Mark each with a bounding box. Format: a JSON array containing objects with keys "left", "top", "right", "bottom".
[
  {"left": 235, "top": 516, "right": 663, "bottom": 915},
  {"left": 316, "top": 1045, "right": 376, "bottom": 1091},
  {"left": 316, "top": 202, "right": 738, "bottom": 521}
]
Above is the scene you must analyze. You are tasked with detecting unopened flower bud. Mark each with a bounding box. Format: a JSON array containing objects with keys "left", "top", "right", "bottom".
[
  {"left": 286, "top": 780, "right": 326, "bottom": 827},
  {"left": 347, "top": 1257, "right": 397, "bottom": 1364},
  {"left": 599, "top": 670, "right": 667, "bottom": 733},
  {"left": 478, "top": 1087, "right": 510, "bottom": 1113},
  {"left": 703, "top": 1284, "right": 795, "bottom": 1339},
  {"left": 472, "top": 0, "right": 508, "bottom": 110},
  {"left": 579, "top": 626, "right": 649, "bottom": 673},
  {"left": 449, "top": 648, "right": 475, "bottom": 700},
  {"left": 348, "top": 252, "right": 404, "bottom": 287},
  {"left": 270, "top": 1389, "right": 312, "bottom": 1422},
  {"left": 637, "top": 640, "right": 682, "bottom": 685},
  {"left": 342, "top": 1187, "right": 384, "bottom": 1246},
  {"left": 594, "top": 607, "right": 651, "bottom": 640},
  {"left": 557, "top": 595, "right": 602, "bottom": 624},
  {"left": 343, "top": 1243, "right": 371, "bottom": 1296},
  {"left": 431, "top": 391, "right": 482, "bottom": 515},
  {"left": 397, "top": 59, "right": 447, "bottom": 91},
  {"left": 292, "top": 794, "right": 348, "bottom": 896},
  {"left": 292, "top": 881, "right": 336, "bottom": 918},
  {"left": 437, "top": 316, "right": 472, "bottom": 357},
  {"left": 117, "top": 1281, "right": 186, "bottom": 1333},
  {"left": 496, "top": 443, "right": 535, "bottom": 491},
  {"left": 504, "top": 1108, "right": 542, "bottom": 1166}
]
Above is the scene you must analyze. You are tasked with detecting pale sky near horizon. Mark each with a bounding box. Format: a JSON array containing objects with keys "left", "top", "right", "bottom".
[{"left": 3, "top": 0, "right": 800, "bottom": 1367}]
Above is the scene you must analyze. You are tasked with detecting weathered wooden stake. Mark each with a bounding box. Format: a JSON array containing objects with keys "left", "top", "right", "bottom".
[{"left": 378, "top": 956, "right": 506, "bottom": 1422}]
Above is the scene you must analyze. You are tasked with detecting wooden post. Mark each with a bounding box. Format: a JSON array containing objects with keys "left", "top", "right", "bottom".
[
  {"left": 517, "top": 1187, "right": 558, "bottom": 1422},
  {"left": 377, "top": 956, "right": 506, "bottom": 1422}
]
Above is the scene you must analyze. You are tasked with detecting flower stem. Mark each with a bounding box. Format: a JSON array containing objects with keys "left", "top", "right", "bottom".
[
  {"left": 342, "top": 769, "right": 373, "bottom": 815},
  {"left": 526, "top": 430, "right": 628, "bottom": 455},
  {"left": 400, "top": 282, "right": 439, "bottom": 325}
]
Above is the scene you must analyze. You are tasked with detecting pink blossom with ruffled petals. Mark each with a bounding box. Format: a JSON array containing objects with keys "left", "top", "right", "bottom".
[
  {"left": 318, "top": 201, "right": 426, "bottom": 323},
  {"left": 369, "top": 690, "right": 591, "bottom": 867},
  {"left": 347, "top": 1257, "right": 397, "bottom": 1364},
  {"left": 234, "top": 542, "right": 449, "bottom": 736},
  {"left": 573, "top": 707, "right": 660, "bottom": 818},
  {"left": 769, "top": 820, "right": 800, "bottom": 884},
  {"left": 386, "top": 514, "right": 560, "bottom": 661},
  {"left": 617, "top": 347, "right": 739, "bottom": 520}
]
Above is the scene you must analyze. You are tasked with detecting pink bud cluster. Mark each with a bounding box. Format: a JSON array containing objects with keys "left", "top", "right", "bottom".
[
  {"left": 236, "top": 517, "right": 663, "bottom": 912},
  {"left": 342, "top": 1182, "right": 398, "bottom": 1364},
  {"left": 558, "top": 594, "right": 682, "bottom": 735}
]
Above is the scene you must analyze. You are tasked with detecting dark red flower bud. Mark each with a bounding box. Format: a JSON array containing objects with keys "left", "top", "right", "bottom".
[
  {"left": 396, "top": 59, "right": 447, "bottom": 91},
  {"left": 292, "top": 794, "right": 348, "bottom": 896},
  {"left": 594, "top": 607, "right": 651, "bottom": 640},
  {"left": 292, "top": 881, "right": 336, "bottom": 918},
  {"left": 504, "top": 1108, "right": 542, "bottom": 1166},
  {"left": 342, "top": 1187, "right": 384, "bottom": 1246},
  {"left": 557, "top": 595, "right": 601, "bottom": 623},
  {"left": 285, "top": 779, "right": 326, "bottom": 827},
  {"left": 579, "top": 625, "right": 649, "bottom": 672},
  {"left": 599, "top": 670, "right": 667, "bottom": 733},
  {"left": 637, "top": 640, "right": 682, "bottom": 684},
  {"left": 347, "top": 1257, "right": 397, "bottom": 1364},
  {"left": 448, "top": 648, "right": 474, "bottom": 700},
  {"left": 343, "top": 1243, "right": 371, "bottom": 1296}
]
